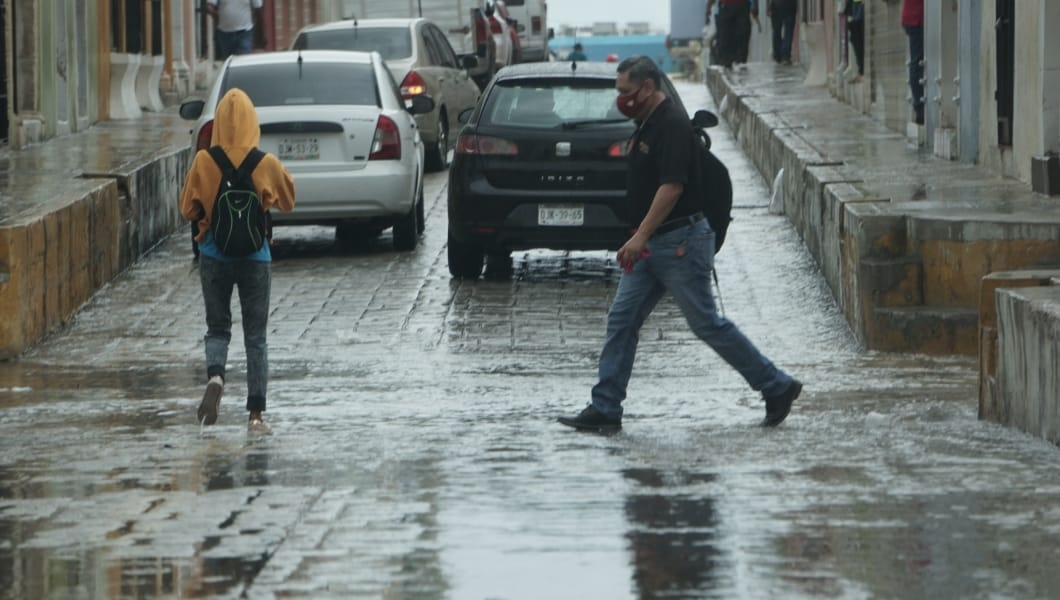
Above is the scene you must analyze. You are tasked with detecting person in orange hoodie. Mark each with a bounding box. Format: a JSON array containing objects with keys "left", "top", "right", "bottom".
[{"left": 179, "top": 88, "right": 295, "bottom": 430}]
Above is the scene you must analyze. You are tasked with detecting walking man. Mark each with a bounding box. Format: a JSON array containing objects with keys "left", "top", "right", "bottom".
[
  {"left": 207, "top": 0, "right": 265, "bottom": 61},
  {"left": 901, "top": 0, "right": 925, "bottom": 124},
  {"left": 557, "top": 56, "right": 802, "bottom": 432},
  {"left": 707, "top": 0, "right": 751, "bottom": 70},
  {"left": 768, "top": 0, "right": 798, "bottom": 64},
  {"left": 179, "top": 88, "right": 295, "bottom": 430}
]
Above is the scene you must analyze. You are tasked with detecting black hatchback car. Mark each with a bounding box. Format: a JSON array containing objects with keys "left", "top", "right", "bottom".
[{"left": 446, "top": 61, "right": 696, "bottom": 278}]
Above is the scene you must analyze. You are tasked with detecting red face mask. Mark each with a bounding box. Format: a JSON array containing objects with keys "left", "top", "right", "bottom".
[{"left": 615, "top": 84, "right": 648, "bottom": 119}]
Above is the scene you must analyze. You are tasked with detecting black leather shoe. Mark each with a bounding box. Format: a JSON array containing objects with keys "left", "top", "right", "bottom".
[
  {"left": 761, "top": 380, "right": 802, "bottom": 427},
  {"left": 557, "top": 404, "right": 622, "bottom": 431}
]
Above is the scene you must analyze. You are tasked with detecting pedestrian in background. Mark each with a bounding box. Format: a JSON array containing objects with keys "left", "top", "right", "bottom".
[
  {"left": 557, "top": 56, "right": 803, "bottom": 432},
  {"left": 843, "top": 0, "right": 865, "bottom": 82},
  {"left": 901, "top": 0, "right": 925, "bottom": 124},
  {"left": 768, "top": 0, "right": 798, "bottom": 65},
  {"left": 707, "top": 0, "right": 751, "bottom": 70},
  {"left": 179, "top": 88, "right": 295, "bottom": 430},
  {"left": 207, "top": 0, "right": 266, "bottom": 61},
  {"left": 569, "top": 42, "right": 588, "bottom": 61}
]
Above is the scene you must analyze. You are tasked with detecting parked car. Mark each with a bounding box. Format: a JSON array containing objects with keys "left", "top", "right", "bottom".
[
  {"left": 292, "top": 18, "right": 481, "bottom": 172},
  {"left": 179, "top": 50, "right": 434, "bottom": 250},
  {"left": 446, "top": 61, "right": 714, "bottom": 278}
]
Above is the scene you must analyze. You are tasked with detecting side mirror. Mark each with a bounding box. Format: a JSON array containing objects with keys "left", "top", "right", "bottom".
[
  {"left": 458, "top": 107, "right": 475, "bottom": 124},
  {"left": 692, "top": 109, "right": 719, "bottom": 128},
  {"left": 461, "top": 54, "right": 479, "bottom": 70},
  {"left": 179, "top": 99, "right": 205, "bottom": 120},
  {"left": 407, "top": 94, "right": 436, "bottom": 115}
]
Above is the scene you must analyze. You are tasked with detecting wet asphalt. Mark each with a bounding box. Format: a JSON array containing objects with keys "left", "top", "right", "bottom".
[{"left": 2, "top": 81, "right": 1060, "bottom": 600}]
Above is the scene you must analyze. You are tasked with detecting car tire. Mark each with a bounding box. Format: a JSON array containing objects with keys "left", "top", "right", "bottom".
[
  {"left": 447, "top": 233, "right": 484, "bottom": 278},
  {"left": 393, "top": 204, "right": 419, "bottom": 251},
  {"left": 484, "top": 250, "right": 513, "bottom": 278},
  {"left": 425, "top": 115, "right": 449, "bottom": 172},
  {"left": 415, "top": 185, "right": 426, "bottom": 235}
]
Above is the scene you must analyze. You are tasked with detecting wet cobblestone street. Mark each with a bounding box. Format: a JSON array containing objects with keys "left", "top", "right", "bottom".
[{"left": 2, "top": 82, "right": 1060, "bottom": 599}]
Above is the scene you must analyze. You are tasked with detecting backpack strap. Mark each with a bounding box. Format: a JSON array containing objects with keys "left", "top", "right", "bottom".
[
  {"left": 207, "top": 146, "right": 265, "bottom": 179},
  {"left": 207, "top": 146, "right": 236, "bottom": 177}
]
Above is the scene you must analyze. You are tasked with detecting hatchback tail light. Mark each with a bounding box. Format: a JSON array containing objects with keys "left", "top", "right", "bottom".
[
  {"left": 490, "top": 16, "right": 503, "bottom": 34},
  {"left": 607, "top": 140, "right": 629, "bottom": 157},
  {"left": 400, "top": 70, "right": 427, "bottom": 100},
  {"left": 455, "top": 134, "right": 518, "bottom": 156},
  {"left": 369, "top": 115, "right": 401, "bottom": 160},
  {"left": 196, "top": 120, "right": 214, "bottom": 152}
]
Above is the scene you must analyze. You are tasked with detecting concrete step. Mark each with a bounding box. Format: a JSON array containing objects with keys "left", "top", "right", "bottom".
[{"left": 872, "top": 306, "right": 979, "bottom": 355}]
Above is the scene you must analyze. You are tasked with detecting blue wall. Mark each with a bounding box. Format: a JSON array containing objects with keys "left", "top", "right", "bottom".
[{"left": 549, "top": 35, "right": 674, "bottom": 73}]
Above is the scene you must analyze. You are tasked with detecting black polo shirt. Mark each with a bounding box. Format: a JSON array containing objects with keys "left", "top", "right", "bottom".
[{"left": 626, "top": 97, "right": 701, "bottom": 227}]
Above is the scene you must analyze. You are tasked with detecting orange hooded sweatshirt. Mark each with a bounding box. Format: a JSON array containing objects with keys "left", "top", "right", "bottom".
[{"left": 179, "top": 88, "right": 295, "bottom": 242}]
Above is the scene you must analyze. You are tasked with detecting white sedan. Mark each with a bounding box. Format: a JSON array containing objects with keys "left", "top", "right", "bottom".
[{"left": 179, "top": 50, "right": 434, "bottom": 250}]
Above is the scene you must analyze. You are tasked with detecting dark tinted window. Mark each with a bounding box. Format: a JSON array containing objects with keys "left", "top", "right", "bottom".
[
  {"left": 504, "top": 0, "right": 525, "bottom": 4},
  {"left": 223, "top": 62, "right": 379, "bottom": 107},
  {"left": 483, "top": 78, "right": 628, "bottom": 129},
  {"left": 293, "top": 27, "right": 412, "bottom": 60}
]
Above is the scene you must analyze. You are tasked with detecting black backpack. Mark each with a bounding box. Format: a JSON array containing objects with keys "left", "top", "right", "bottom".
[
  {"left": 692, "top": 129, "right": 733, "bottom": 253},
  {"left": 207, "top": 146, "right": 267, "bottom": 257}
]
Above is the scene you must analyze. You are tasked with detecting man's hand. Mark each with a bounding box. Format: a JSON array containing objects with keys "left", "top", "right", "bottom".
[{"left": 617, "top": 234, "right": 650, "bottom": 272}]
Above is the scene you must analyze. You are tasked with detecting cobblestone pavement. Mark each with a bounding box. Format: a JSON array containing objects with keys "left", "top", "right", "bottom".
[{"left": 2, "top": 82, "right": 1060, "bottom": 599}]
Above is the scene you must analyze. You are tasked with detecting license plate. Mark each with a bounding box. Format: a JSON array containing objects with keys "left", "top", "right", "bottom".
[
  {"left": 538, "top": 204, "right": 584, "bottom": 226},
  {"left": 277, "top": 137, "right": 320, "bottom": 160}
]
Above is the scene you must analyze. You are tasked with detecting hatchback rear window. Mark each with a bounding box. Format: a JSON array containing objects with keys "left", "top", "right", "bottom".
[
  {"left": 482, "top": 79, "right": 629, "bottom": 129},
  {"left": 223, "top": 62, "right": 378, "bottom": 107},
  {"left": 293, "top": 27, "right": 412, "bottom": 60}
]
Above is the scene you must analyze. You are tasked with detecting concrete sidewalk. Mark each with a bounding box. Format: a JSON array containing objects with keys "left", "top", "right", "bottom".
[
  {"left": 706, "top": 63, "right": 1060, "bottom": 445},
  {"left": 706, "top": 63, "right": 1060, "bottom": 355},
  {"left": 0, "top": 112, "right": 192, "bottom": 359}
]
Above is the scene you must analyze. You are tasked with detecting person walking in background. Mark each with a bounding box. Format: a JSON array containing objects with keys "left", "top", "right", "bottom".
[
  {"left": 207, "top": 0, "right": 266, "bottom": 61},
  {"left": 707, "top": 0, "right": 752, "bottom": 70},
  {"left": 179, "top": 88, "right": 295, "bottom": 431},
  {"left": 557, "top": 56, "right": 803, "bottom": 432},
  {"left": 902, "top": 0, "right": 925, "bottom": 124},
  {"left": 843, "top": 0, "right": 865, "bottom": 82},
  {"left": 568, "top": 42, "right": 588, "bottom": 61},
  {"left": 735, "top": 0, "right": 759, "bottom": 68},
  {"left": 768, "top": 0, "right": 798, "bottom": 65}
]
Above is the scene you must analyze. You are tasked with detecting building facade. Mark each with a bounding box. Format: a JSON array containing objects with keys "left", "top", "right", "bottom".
[
  {"left": 801, "top": 0, "right": 1060, "bottom": 193},
  {"left": 1, "top": 0, "right": 327, "bottom": 149}
]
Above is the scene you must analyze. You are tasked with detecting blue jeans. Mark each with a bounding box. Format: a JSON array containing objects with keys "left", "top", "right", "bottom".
[
  {"left": 591, "top": 219, "right": 793, "bottom": 419},
  {"left": 905, "top": 25, "right": 925, "bottom": 124},
  {"left": 199, "top": 256, "right": 271, "bottom": 412},
  {"left": 215, "top": 28, "right": 253, "bottom": 61},
  {"left": 771, "top": 12, "right": 796, "bottom": 62}
]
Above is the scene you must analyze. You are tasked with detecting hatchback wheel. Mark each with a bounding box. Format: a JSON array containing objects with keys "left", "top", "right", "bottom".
[
  {"left": 425, "top": 117, "right": 449, "bottom": 172},
  {"left": 393, "top": 204, "right": 419, "bottom": 251},
  {"left": 447, "top": 234, "right": 484, "bottom": 278},
  {"left": 415, "top": 186, "right": 426, "bottom": 235}
]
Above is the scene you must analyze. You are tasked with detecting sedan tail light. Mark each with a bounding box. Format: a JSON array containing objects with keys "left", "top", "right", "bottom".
[
  {"left": 455, "top": 134, "right": 518, "bottom": 156},
  {"left": 196, "top": 120, "right": 214, "bottom": 152},
  {"left": 369, "top": 115, "right": 401, "bottom": 160},
  {"left": 607, "top": 140, "right": 629, "bottom": 157},
  {"left": 400, "top": 70, "right": 427, "bottom": 100}
]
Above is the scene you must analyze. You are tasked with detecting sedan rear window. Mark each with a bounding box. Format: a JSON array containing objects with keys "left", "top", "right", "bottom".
[
  {"left": 293, "top": 27, "right": 413, "bottom": 60},
  {"left": 482, "top": 79, "right": 629, "bottom": 129},
  {"left": 223, "top": 62, "right": 378, "bottom": 107}
]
